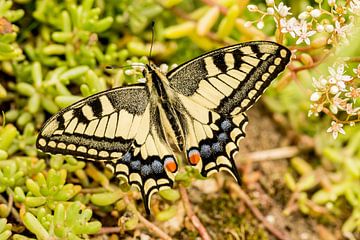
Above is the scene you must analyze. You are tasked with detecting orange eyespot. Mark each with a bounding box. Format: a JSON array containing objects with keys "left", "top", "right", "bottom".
[
  {"left": 164, "top": 158, "right": 177, "bottom": 173},
  {"left": 188, "top": 150, "right": 201, "bottom": 165}
]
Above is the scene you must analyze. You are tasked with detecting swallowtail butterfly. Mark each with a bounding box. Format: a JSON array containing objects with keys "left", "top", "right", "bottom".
[{"left": 37, "top": 41, "right": 291, "bottom": 214}]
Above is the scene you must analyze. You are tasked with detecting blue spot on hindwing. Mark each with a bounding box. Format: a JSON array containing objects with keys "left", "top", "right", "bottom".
[
  {"left": 122, "top": 152, "right": 131, "bottom": 163},
  {"left": 141, "top": 164, "right": 152, "bottom": 176},
  {"left": 212, "top": 142, "right": 223, "bottom": 153},
  {"left": 151, "top": 160, "right": 163, "bottom": 174},
  {"left": 200, "top": 144, "right": 211, "bottom": 158},
  {"left": 130, "top": 160, "right": 141, "bottom": 170},
  {"left": 218, "top": 132, "right": 228, "bottom": 142},
  {"left": 221, "top": 119, "right": 232, "bottom": 131}
]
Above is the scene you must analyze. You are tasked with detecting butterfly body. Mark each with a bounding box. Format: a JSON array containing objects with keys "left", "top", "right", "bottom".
[{"left": 37, "top": 41, "right": 291, "bottom": 214}]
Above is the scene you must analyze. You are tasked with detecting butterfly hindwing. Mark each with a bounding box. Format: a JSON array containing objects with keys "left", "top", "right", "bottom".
[
  {"left": 176, "top": 94, "right": 247, "bottom": 182},
  {"left": 167, "top": 41, "right": 291, "bottom": 115}
]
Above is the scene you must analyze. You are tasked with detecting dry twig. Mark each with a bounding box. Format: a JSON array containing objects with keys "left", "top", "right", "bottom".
[
  {"left": 179, "top": 185, "right": 211, "bottom": 240},
  {"left": 121, "top": 196, "right": 172, "bottom": 240},
  {"left": 227, "top": 182, "right": 290, "bottom": 240},
  {"left": 236, "top": 146, "right": 299, "bottom": 163}
]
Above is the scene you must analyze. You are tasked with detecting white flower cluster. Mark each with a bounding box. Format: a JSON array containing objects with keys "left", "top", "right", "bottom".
[
  {"left": 309, "top": 64, "right": 360, "bottom": 139},
  {"left": 247, "top": 0, "right": 357, "bottom": 46}
]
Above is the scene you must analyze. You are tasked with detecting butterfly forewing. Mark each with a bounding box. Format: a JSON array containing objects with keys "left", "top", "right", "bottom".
[
  {"left": 167, "top": 41, "right": 291, "bottom": 115},
  {"left": 37, "top": 85, "right": 150, "bottom": 160}
]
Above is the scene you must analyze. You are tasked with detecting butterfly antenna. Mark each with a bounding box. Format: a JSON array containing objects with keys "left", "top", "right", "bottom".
[{"left": 149, "top": 21, "right": 155, "bottom": 64}]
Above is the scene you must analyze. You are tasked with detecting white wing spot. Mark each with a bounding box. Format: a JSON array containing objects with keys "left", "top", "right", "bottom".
[
  {"left": 280, "top": 49, "right": 288, "bottom": 58},
  {"left": 262, "top": 73, "right": 270, "bottom": 81},
  {"left": 48, "top": 141, "right": 56, "bottom": 148},
  {"left": 240, "top": 99, "right": 250, "bottom": 108},
  {"left": 248, "top": 89, "right": 258, "bottom": 99},
  {"left": 88, "top": 149, "right": 97, "bottom": 155},
  {"left": 99, "top": 151, "right": 109, "bottom": 158},
  {"left": 38, "top": 138, "right": 46, "bottom": 147},
  {"left": 67, "top": 144, "right": 76, "bottom": 151},
  {"left": 231, "top": 107, "right": 241, "bottom": 115},
  {"left": 77, "top": 146, "right": 87, "bottom": 153},
  {"left": 268, "top": 65, "right": 276, "bottom": 73},
  {"left": 274, "top": 57, "right": 282, "bottom": 65},
  {"left": 58, "top": 142, "right": 66, "bottom": 149},
  {"left": 255, "top": 81, "right": 263, "bottom": 90}
]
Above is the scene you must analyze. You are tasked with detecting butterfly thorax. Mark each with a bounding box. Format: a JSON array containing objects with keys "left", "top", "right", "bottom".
[{"left": 144, "top": 64, "right": 185, "bottom": 152}]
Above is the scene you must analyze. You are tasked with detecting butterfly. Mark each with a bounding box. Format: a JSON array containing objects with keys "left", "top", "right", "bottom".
[{"left": 36, "top": 41, "right": 291, "bottom": 214}]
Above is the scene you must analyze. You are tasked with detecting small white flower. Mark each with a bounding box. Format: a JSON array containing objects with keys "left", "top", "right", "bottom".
[
  {"left": 316, "top": 24, "right": 324, "bottom": 32},
  {"left": 350, "top": 0, "right": 360, "bottom": 15},
  {"left": 295, "top": 22, "right": 316, "bottom": 45},
  {"left": 267, "top": 7, "right": 275, "bottom": 15},
  {"left": 310, "top": 92, "right": 322, "bottom": 101},
  {"left": 298, "top": 11, "right": 309, "bottom": 20},
  {"left": 328, "top": 0, "right": 336, "bottom": 7},
  {"left": 330, "top": 85, "right": 339, "bottom": 94},
  {"left": 280, "top": 17, "right": 299, "bottom": 38},
  {"left": 312, "top": 76, "right": 328, "bottom": 90},
  {"left": 274, "top": 2, "right": 292, "bottom": 17},
  {"left": 325, "top": 24, "right": 334, "bottom": 32},
  {"left": 345, "top": 103, "right": 360, "bottom": 115},
  {"left": 328, "top": 64, "right": 353, "bottom": 90},
  {"left": 332, "top": 92, "right": 348, "bottom": 110},
  {"left": 257, "top": 21, "right": 264, "bottom": 29},
  {"left": 327, "top": 121, "right": 345, "bottom": 139},
  {"left": 308, "top": 103, "right": 323, "bottom": 117},
  {"left": 345, "top": 87, "right": 360, "bottom": 101},
  {"left": 247, "top": 5, "right": 258, "bottom": 12},
  {"left": 334, "top": 21, "right": 348, "bottom": 39},
  {"left": 353, "top": 64, "right": 360, "bottom": 78},
  {"left": 266, "top": 0, "right": 274, "bottom": 6},
  {"left": 310, "top": 9, "right": 322, "bottom": 18}
]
